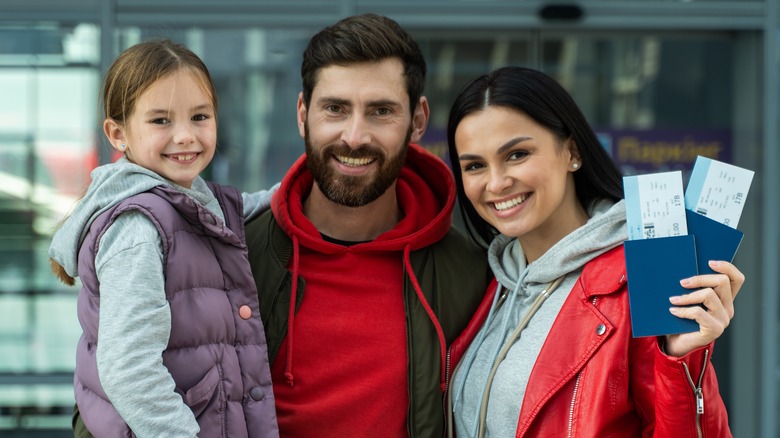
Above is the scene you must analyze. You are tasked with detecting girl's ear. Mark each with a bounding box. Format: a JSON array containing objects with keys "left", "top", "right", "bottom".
[{"left": 103, "top": 119, "right": 126, "bottom": 152}]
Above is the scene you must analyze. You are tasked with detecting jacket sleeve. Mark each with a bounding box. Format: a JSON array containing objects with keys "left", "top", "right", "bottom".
[{"left": 630, "top": 337, "right": 731, "bottom": 437}]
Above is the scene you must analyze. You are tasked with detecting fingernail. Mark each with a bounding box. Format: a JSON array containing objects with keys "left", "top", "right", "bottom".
[
  {"left": 669, "top": 307, "right": 681, "bottom": 314},
  {"left": 709, "top": 260, "right": 721, "bottom": 268},
  {"left": 669, "top": 296, "right": 681, "bottom": 303},
  {"left": 680, "top": 278, "right": 692, "bottom": 286}
]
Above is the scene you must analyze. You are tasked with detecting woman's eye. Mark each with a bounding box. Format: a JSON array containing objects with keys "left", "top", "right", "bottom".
[
  {"left": 508, "top": 150, "right": 528, "bottom": 161},
  {"left": 462, "top": 162, "right": 484, "bottom": 172}
]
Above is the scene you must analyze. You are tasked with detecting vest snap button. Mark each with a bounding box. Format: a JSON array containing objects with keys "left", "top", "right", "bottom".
[
  {"left": 250, "top": 387, "right": 264, "bottom": 401},
  {"left": 239, "top": 305, "right": 252, "bottom": 320},
  {"left": 596, "top": 324, "right": 606, "bottom": 336}
]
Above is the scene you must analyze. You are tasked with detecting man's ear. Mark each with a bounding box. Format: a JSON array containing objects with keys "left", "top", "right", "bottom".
[
  {"left": 409, "top": 96, "right": 430, "bottom": 144},
  {"left": 103, "top": 119, "right": 126, "bottom": 152},
  {"left": 296, "top": 92, "right": 307, "bottom": 139}
]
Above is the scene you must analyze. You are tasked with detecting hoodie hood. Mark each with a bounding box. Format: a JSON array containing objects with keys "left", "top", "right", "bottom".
[
  {"left": 452, "top": 199, "right": 627, "bottom": 437},
  {"left": 48, "top": 158, "right": 215, "bottom": 278},
  {"left": 272, "top": 143, "right": 454, "bottom": 253},
  {"left": 270, "top": 143, "right": 457, "bottom": 387},
  {"left": 488, "top": 199, "right": 627, "bottom": 294}
]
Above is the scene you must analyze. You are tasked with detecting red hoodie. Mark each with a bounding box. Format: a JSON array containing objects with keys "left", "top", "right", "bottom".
[{"left": 269, "top": 144, "right": 456, "bottom": 438}]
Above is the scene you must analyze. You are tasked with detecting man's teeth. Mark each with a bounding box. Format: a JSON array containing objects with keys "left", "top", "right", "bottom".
[
  {"left": 494, "top": 194, "right": 528, "bottom": 211},
  {"left": 336, "top": 155, "right": 373, "bottom": 167},
  {"left": 170, "top": 154, "right": 196, "bottom": 161}
]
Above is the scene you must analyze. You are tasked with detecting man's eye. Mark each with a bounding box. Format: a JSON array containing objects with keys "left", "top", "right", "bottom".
[
  {"left": 325, "top": 105, "right": 341, "bottom": 113},
  {"left": 375, "top": 108, "right": 391, "bottom": 116}
]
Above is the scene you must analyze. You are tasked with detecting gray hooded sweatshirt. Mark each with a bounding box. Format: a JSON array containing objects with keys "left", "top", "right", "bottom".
[
  {"left": 452, "top": 199, "right": 627, "bottom": 438},
  {"left": 48, "top": 158, "right": 274, "bottom": 436}
]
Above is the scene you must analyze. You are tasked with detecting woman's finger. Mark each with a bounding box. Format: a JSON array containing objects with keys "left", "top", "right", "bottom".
[
  {"left": 707, "top": 260, "right": 745, "bottom": 299},
  {"left": 670, "top": 288, "right": 730, "bottom": 325}
]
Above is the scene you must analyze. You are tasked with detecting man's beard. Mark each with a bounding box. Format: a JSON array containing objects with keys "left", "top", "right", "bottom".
[{"left": 304, "top": 123, "right": 411, "bottom": 207}]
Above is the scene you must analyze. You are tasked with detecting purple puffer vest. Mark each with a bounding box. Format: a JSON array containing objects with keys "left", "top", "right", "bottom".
[{"left": 74, "top": 183, "right": 278, "bottom": 437}]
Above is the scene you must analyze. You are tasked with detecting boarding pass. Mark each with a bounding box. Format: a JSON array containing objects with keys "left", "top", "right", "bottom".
[
  {"left": 685, "top": 156, "right": 754, "bottom": 228},
  {"left": 624, "top": 171, "right": 688, "bottom": 240}
]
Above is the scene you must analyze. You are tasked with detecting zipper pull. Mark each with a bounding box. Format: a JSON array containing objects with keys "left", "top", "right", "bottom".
[{"left": 695, "top": 387, "right": 704, "bottom": 414}]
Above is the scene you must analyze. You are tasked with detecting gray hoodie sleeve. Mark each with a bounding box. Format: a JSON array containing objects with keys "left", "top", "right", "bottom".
[
  {"left": 241, "top": 182, "right": 280, "bottom": 223},
  {"left": 95, "top": 211, "right": 199, "bottom": 437}
]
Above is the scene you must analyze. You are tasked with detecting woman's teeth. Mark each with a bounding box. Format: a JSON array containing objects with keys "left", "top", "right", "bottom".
[{"left": 494, "top": 194, "right": 528, "bottom": 211}]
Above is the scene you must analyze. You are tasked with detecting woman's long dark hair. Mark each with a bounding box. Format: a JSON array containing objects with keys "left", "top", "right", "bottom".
[{"left": 447, "top": 66, "right": 624, "bottom": 248}]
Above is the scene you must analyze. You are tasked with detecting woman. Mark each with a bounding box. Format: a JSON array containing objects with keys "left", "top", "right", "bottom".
[{"left": 446, "top": 66, "right": 740, "bottom": 437}]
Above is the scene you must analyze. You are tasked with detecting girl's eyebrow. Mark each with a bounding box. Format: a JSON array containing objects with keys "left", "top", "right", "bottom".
[
  {"left": 144, "top": 103, "right": 213, "bottom": 116},
  {"left": 458, "top": 136, "right": 532, "bottom": 161}
]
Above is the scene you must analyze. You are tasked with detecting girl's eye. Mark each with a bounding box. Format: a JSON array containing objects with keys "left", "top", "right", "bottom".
[
  {"left": 192, "top": 114, "right": 211, "bottom": 121},
  {"left": 150, "top": 118, "right": 170, "bottom": 125}
]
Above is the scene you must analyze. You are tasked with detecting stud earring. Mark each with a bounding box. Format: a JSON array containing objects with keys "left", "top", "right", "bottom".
[
  {"left": 120, "top": 144, "right": 126, "bottom": 151},
  {"left": 572, "top": 163, "right": 579, "bottom": 169}
]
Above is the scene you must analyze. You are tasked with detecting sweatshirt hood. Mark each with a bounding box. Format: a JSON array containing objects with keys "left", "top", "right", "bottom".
[
  {"left": 272, "top": 143, "right": 454, "bottom": 253},
  {"left": 270, "top": 143, "right": 456, "bottom": 388},
  {"left": 48, "top": 158, "right": 212, "bottom": 278},
  {"left": 488, "top": 199, "right": 627, "bottom": 294}
]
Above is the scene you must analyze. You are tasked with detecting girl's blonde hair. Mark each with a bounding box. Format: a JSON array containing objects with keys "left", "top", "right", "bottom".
[
  {"left": 50, "top": 39, "right": 217, "bottom": 286},
  {"left": 103, "top": 38, "right": 218, "bottom": 127}
]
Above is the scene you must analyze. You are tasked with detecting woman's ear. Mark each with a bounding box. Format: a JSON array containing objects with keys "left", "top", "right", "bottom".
[
  {"left": 567, "top": 138, "right": 581, "bottom": 170},
  {"left": 103, "top": 119, "right": 126, "bottom": 152}
]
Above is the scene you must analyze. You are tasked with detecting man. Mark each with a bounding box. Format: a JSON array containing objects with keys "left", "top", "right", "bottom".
[{"left": 245, "top": 13, "right": 491, "bottom": 438}]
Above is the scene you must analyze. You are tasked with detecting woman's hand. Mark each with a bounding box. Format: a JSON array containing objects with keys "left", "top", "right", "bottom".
[{"left": 664, "top": 260, "right": 745, "bottom": 357}]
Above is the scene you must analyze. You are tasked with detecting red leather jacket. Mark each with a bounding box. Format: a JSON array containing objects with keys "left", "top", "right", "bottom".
[{"left": 448, "top": 246, "right": 731, "bottom": 437}]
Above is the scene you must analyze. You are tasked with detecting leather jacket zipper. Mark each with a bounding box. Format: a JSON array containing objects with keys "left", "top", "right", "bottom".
[
  {"left": 567, "top": 371, "right": 582, "bottom": 438},
  {"left": 682, "top": 348, "right": 709, "bottom": 438},
  {"left": 567, "top": 297, "right": 598, "bottom": 437}
]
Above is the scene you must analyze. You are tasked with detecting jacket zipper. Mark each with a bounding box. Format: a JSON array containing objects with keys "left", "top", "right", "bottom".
[
  {"left": 443, "top": 349, "right": 452, "bottom": 437},
  {"left": 566, "top": 296, "right": 598, "bottom": 437},
  {"left": 682, "top": 348, "right": 709, "bottom": 438},
  {"left": 567, "top": 372, "right": 582, "bottom": 438}
]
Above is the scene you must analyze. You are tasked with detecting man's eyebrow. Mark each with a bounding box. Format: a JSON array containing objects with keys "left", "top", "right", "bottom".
[
  {"left": 316, "top": 97, "right": 403, "bottom": 108},
  {"left": 365, "top": 99, "right": 402, "bottom": 108},
  {"left": 317, "top": 97, "right": 350, "bottom": 106}
]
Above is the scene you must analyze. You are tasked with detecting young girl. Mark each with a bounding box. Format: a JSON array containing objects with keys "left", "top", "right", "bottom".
[
  {"left": 49, "top": 39, "right": 278, "bottom": 437},
  {"left": 446, "top": 66, "right": 743, "bottom": 437}
]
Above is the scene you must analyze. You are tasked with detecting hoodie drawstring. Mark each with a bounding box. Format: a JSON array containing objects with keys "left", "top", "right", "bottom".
[
  {"left": 403, "top": 244, "right": 448, "bottom": 392},
  {"left": 284, "top": 234, "right": 300, "bottom": 386}
]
